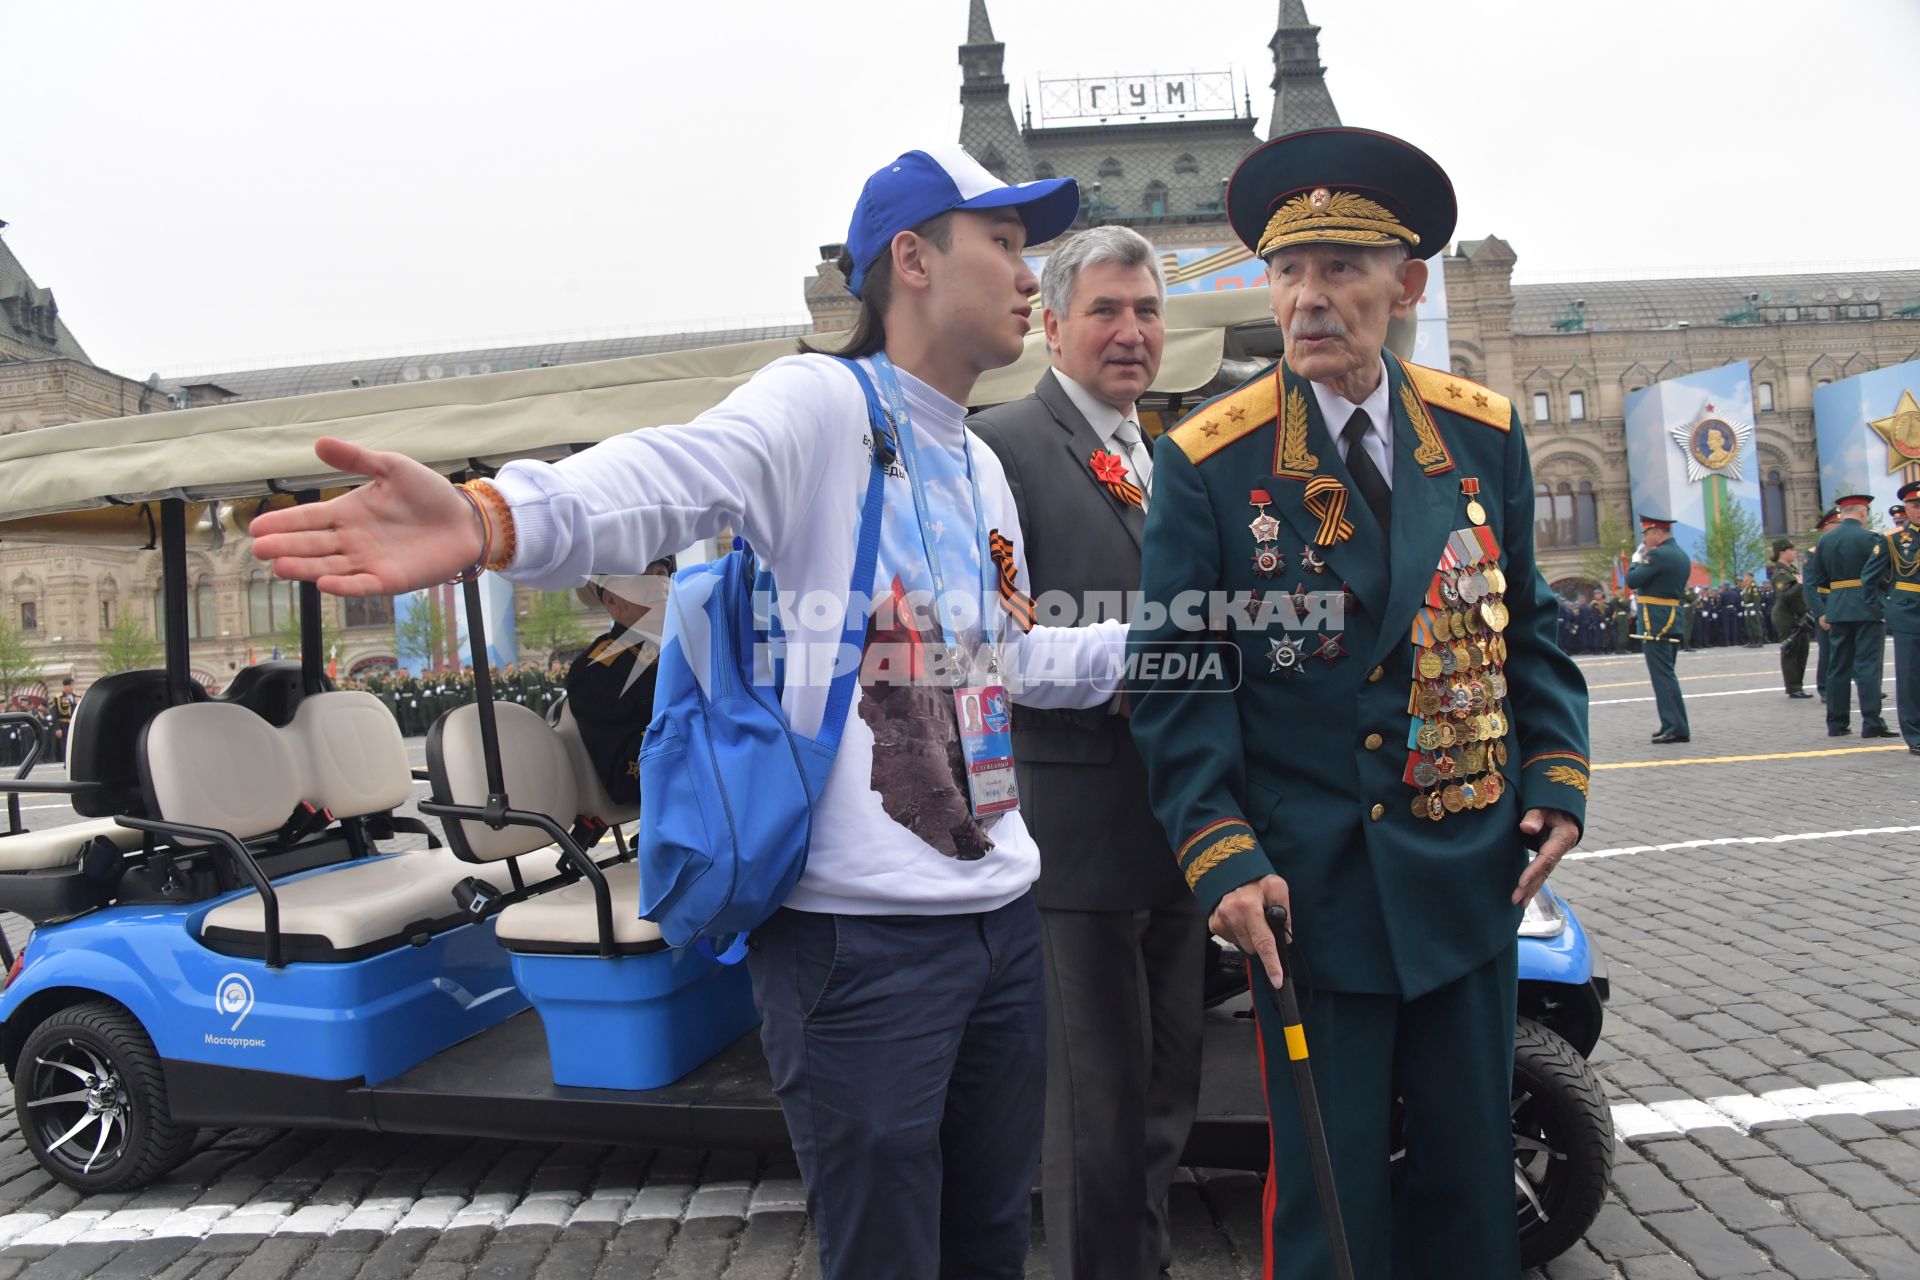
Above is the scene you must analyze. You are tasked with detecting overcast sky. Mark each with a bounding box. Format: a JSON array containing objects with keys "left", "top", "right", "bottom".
[{"left": 6, "top": 0, "right": 1917, "bottom": 379}]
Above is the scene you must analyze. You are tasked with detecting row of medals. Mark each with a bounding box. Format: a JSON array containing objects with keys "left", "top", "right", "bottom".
[{"left": 1408, "top": 554, "right": 1513, "bottom": 822}]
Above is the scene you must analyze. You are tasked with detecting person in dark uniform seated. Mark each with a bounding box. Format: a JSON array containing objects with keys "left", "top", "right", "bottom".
[{"left": 565, "top": 557, "right": 674, "bottom": 805}]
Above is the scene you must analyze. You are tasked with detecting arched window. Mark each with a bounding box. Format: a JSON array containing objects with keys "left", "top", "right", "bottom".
[
  {"left": 193, "top": 577, "right": 214, "bottom": 640},
  {"left": 345, "top": 597, "right": 395, "bottom": 628},
  {"left": 1762, "top": 470, "right": 1789, "bottom": 535},
  {"left": 1173, "top": 153, "right": 1199, "bottom": 176},
  {"left": 1575, "top": 482, "right": 1599, "bottom": 545},
  {"left": 1097, "top": 156, "right": 1123, "bottom": 180},
  {"left": 1534, "top": 483, "right": 1556, "bottom": 548},
  {"left": 1142, "top": 180, "right": 1168, "bottom": 215},
  {"left": 1553, "top": 483, "right": 1576, "bottom": 548},
  {"left": 1032, "top": 161, "right": 1056, "bottom": 180}
]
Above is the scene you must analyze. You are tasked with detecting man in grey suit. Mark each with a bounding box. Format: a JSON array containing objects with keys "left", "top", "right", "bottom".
[{"left": 971, "top": 226, "right": 1201, "bottom": 1280}]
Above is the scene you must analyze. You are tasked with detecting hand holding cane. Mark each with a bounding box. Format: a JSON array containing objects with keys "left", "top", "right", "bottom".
[{"left": 1263, "top": 904, "right": 1356, "bottom": 1280}]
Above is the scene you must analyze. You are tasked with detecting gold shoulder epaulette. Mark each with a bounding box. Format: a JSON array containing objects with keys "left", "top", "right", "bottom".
[
  {"left": 1403, "top": 362, "right": 1511, "bottom": 432},
  {"left": 1168, "top": 368, "right": 1278, "bottom": 464}
]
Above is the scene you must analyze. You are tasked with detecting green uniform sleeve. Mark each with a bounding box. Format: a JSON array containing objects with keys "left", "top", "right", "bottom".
[
  {"left": 1127, "top": 442, "right": 1276, "bottom": 919},
  {"left": 1497, "top": 408, "right": 1592, "bottom": 829}
]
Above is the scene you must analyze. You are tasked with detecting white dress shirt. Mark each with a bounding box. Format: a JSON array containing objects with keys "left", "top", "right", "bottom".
[
  {"left": 1055, "top": 370, "right": 1152, "bottom": 501},
  {"left": 1309, "top": 357, "right": 1394, "bottom": 490}
]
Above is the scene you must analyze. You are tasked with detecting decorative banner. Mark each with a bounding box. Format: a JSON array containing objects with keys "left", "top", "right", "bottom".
[
  {"left": 1813, "top": 359, "right": 1920, "bottom": 512},
  {"left": 395, "top": 575, "right": 518, "bottom": 674},
  {"left": 1624, "top": 362, "right": 1762, "bottom": 577}
]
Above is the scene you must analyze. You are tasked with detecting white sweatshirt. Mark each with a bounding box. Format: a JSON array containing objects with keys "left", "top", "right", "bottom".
[{"left": 491, "top": 353, "right": 1125, "bottom": 916}]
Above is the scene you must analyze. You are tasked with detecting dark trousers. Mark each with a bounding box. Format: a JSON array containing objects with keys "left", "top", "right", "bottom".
[
  {"left": 1251, "top": 944, "right": 1520, "bottom": 1279},
  {"left": 1894, "top": 633, "right": 1920, "bottom": 748},
  {"left": 1643, "top": 639, "right": 1689, "bottom": 737},
  {"left": 1825, "top": 620, "right": 1887, "bottom": 732},
  {"left": 748, "top": 895, "right": 1046, "bottom": 1280},
  {"left": 1040, "top": 899, "right": 1205, "bottom": 1280},
  {"left": 1815, "top": 626, "right": 1830, "bottom": 699},
  {"left": 1780, "top": 627, "right": 1810, "bottom": 694}
]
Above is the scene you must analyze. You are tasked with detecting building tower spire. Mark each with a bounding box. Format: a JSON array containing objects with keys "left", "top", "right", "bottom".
[
  {"left": 957, "top": 0, "right": 1030, "bottom": 181},
  {"left": 1268, "top": 0, "right": 1341, "bottom": 139}
]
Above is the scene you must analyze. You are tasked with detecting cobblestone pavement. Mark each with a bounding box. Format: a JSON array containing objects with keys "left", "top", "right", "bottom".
[{"left": 0, "top": 640, "right": 1915, "bottom": 1277}]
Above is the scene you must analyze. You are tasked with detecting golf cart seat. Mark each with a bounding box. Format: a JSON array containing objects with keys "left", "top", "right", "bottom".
[
  {"left": 141, "top": 693, "right": 515, "bottom": 963},
  {"left": 428, "top": 701, "right": 663, "bottom": 956},
  {"left": 427, "top": 700, "right": 748, "bottom": 1094},
  {"left": 0, "top": 819, "right": 143, "bottom": 873},
  {"left": 210, "top": 660, "right": 313, "bottom": 727},
  {"left": 551, "top": 699, "right": 639, "bottom": 829},
  {"left": 68, "top": 669, "right": 209, "bottom": 819}
]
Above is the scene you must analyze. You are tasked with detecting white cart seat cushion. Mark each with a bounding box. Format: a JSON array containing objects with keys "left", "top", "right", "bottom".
[
  {"left": 200, "top": 850, "right": 519, "bottom": 962},
  {"left": 0, "top": 819, "right": 143, "bottom": 873},
  {"left": 493, "top": 861, "right": 664, "bottom": 955},
  {"left": 428, "top": 702, "right": 580, "bottom": 862},
  {"left": 552, "top": 702, "right": 639, "bottom": 828},
  {"left": 288, "top": 691, "right": 414, "bottom": 818},
  {"left": 141, "top": 703, "right": 302, "bottom": 842}
]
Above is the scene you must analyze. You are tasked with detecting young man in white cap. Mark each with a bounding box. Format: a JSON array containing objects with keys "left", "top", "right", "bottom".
[{"left": 252, "top": 145, "right": 1121, "bottom": 1279}]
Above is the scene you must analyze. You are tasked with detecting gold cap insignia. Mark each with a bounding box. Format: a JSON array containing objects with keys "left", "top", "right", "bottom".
[{"left": 1257, "top": 188, "right": 1420, "bottom": 259}]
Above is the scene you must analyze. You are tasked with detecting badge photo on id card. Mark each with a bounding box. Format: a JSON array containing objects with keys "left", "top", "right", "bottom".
[{"left": 955, "top": 684, "right": 1018, "bottom": 817}]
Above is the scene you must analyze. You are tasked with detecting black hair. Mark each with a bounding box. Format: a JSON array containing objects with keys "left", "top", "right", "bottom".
[{"left": 800, "top": 213, "right": 956, "bottom": 359}]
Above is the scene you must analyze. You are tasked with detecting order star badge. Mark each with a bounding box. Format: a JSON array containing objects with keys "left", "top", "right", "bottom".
[
  {"left": 1869, "top": 388, "right": 1920, "bottom": 472},
  {"left": 1268, "top": 634, "right": 1307, "bottom": 676}
]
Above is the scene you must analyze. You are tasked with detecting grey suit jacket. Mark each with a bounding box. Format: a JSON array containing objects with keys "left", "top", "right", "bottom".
[{"left": 970, "top": 370, "right": 1185, "bottom": 912}]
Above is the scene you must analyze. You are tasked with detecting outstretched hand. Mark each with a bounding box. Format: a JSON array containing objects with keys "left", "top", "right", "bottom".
[{"left": 249, "top": 438, "right": 484, "bottom": 596}]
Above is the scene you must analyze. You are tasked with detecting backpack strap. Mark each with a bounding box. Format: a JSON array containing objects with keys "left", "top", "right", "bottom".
[{"left": 814, "top": 357, "right": 890, "bottom": 756}]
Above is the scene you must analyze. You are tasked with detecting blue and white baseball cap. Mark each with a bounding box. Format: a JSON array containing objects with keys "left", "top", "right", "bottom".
[{"left": 844, "top": 144, "right": 1081, "bottom": 298}]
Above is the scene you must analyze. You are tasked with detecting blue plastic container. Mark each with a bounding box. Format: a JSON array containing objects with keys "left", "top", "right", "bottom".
[{"left": 508, "top": 946, "right": 760, "bottom": 1090}]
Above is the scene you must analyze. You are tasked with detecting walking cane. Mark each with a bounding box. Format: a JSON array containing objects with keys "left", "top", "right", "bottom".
[{"left": 1262, "top": 905, "right": 1356, "bottom": 1280}]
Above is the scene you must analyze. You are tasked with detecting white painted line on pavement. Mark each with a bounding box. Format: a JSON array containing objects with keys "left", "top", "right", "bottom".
[
  {"left": 1593, "top": 677, "right": 1888, "bottom": 706},
  {"left": 1571, "top": 826, "right": 1920, "bottom": 862},
  {"left": 2, "top": 1075, "right": 1920, "bottom": 1246},
  {"left": 1612, "top": 1076, "right": 1920, "bottom": 1141}
]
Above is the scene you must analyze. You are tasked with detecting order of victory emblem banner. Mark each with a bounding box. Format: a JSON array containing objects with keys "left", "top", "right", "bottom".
[
  {"left": 1814, "top": 361, "right": 1920, "bottom": 511},
  {"left": 1668, "top": 402, "right": 1754, "bottom": 483},
  {"left": 1624, "top": 362, "right": 1762, "bottom": 566}
]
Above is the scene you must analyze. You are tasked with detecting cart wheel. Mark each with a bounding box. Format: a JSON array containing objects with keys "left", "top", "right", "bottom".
[
  {"left": 1513, "top": 1017, "right": 1614, "bottom": 1269},
  {"left": 16, "top": 1001, "right": 197, "bottom": 1192}
]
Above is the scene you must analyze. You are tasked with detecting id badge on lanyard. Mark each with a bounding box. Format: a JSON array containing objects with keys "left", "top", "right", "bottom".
[
  {"left": 955, "top": 683, "right": 1018, "bottom": 817},
  {"left": 870, "top": 354, "right": 1020, "bottom": 822}
]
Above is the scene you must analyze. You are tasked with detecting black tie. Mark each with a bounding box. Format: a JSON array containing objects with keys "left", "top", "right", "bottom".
[{"left": 1341, "top": 408, "right": 1392, "bottom": 533}]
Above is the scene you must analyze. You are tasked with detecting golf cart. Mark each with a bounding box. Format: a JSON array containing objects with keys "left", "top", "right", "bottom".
[{"left": 0, "top": 293, "right": 1611, "bottom": 1268}]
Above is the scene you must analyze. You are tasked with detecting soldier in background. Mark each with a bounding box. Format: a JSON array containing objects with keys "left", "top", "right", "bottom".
[
  {"left": 1810, "top": 492, "right": 1893, "bottom": 738},
  {"left": 1628, "top": 515, "right": 1692, "bottom": 743},
  {"left": 1769, "top": 539, "right": 1813, "bottom": 699},
  {"left": 48, "top": 678, "right": 78, "bottom": 765},
  {"left": 1808, "top": 508, "right": 1838, "bottom": 702},
  {"left": 1886, "top": 482, "right": 1920, "bottom": 754}
]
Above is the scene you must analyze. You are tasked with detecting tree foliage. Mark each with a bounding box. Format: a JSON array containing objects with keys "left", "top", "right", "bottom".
[
  {"left": 1702, "top": 501, "right": 1769, "bottom": 585},
  {"left": 98, "top": 615, "right": 162, "bottom": 675},
  {"left": 0, "top": 616, "right": 42, "bottom": 699},
  {"left": 517, "top": 591, "right": 592, "bottom": 666},
  {"left": 394, "top": 597, "right": 447, "bottom": 671}
]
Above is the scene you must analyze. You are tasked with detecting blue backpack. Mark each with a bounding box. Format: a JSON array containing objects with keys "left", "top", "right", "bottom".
[{"left": 635, "top": 358, "right": 888, "bottom": 960}]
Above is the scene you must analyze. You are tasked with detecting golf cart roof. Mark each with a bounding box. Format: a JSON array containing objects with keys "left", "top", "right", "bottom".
[{"left": 0, "top": 289, "right": 1276, "bottom": 537}]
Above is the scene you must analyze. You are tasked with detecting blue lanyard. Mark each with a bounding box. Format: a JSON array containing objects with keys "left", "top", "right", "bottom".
[{"left": 868, "top": 353, "right": 1000, "bottom": 675}]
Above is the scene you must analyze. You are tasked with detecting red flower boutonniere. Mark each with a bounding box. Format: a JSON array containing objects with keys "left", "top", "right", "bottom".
[{"left": 1089, "top": 450, "right": 1144, "bottom": 509}]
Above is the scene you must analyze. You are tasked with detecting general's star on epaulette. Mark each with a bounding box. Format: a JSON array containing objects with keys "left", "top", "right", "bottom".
[
  {"left": 1444, "top": 384, "right": 1462, "bottom": 400},
  {"left": 1226, "top": 405, "right": 1247, "bottom": 423},
  {"left": 1473, "top": 392, "right": 1489, "bottom": 410}
]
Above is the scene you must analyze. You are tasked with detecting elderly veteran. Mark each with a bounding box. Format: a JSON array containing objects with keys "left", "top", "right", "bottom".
[{"left": 1126, "top": 127, "right": 1589, "bottom": 1278}]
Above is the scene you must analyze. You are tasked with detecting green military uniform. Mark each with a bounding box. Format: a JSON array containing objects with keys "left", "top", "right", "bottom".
[
  {"left": 1886, "top": 484, "right": 1920, "bottom": 752},
  {"left": 1132, "top": 349, "right": 1591, "bottom": 1276},
  {"left": 1808, "top": 498, "right": 1892, "bottom": 736},
  {"left": 1741, "top": 580, "right": 1764, "bottom": 645},
  {"left": 1768, "top": 541, "right": 1811, "bottom": 698},
  {"left": 1625, "top": 524, "right": 1691, "bottom": 741}
]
